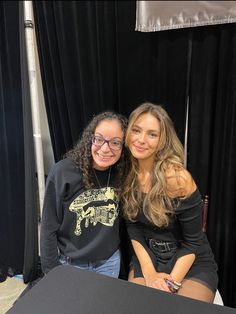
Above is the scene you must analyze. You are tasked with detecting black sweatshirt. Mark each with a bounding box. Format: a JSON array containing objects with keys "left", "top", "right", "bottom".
[{"left": 40, "top": 158, "right": 120, "bottom": 274}]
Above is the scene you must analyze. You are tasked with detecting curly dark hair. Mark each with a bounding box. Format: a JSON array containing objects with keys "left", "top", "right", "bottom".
[{"left": 65, "top": 111, "right": 128, "bottom": 191}]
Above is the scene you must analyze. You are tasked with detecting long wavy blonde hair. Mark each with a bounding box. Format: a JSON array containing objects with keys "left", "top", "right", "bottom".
[{"left": 122, "top": 102, "right": 185, "bottom": 227}]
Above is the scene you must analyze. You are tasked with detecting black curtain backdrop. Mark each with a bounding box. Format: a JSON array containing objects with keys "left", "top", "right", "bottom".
[
  {"left": 30, "top": 1, "right": 236, "bottom": 308},
  {"left": 0, "top": 1, "right": 25, "bottom": 279},
  {"left": 188, "top": 24, "right": 236, "bottom": 307},
  {"left": 33, "top": 1, "right": 188, "bottom": 161},
  {"left": 0, "top": 1, "right": 38, "bottom": 283}
]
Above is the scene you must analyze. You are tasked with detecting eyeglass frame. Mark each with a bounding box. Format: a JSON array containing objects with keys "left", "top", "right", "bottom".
[{"left": 91, "top": 134, "right": 123, "bottom": 151}]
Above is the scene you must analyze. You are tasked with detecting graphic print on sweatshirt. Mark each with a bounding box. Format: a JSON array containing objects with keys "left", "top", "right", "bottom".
[{"left": 69, "top": 187, "right": 119, "bottom": 236}]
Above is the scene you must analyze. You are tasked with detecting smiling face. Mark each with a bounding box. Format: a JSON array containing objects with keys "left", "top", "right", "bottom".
[
  {"left": 91, "top": 119, "right": 124, "bottom": 170},
  {"left": 127, "top": 112, "right": 161, "bottom": 166}
]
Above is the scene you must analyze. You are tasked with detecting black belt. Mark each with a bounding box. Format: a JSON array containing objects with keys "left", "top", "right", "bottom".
[{"left": 147, "top": 238, "right": 178, "bottom": 254}]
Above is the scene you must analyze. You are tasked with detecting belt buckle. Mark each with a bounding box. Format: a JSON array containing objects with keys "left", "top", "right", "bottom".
[
  {"left": 164, "top": 242, "right": 170, "bottom": 252},
  {"left": 150, "top": 239, "right": 164, "bottom": 253},
  {"left": 149, "top": 239, "right": 171, "bottom": 253},
  {"left": 159, "top": 241, "right": 170, "bottom": 253}
]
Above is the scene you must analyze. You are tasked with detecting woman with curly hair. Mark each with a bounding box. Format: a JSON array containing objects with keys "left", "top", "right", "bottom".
[
  {"left": 122, "top": 102, "right": 218, "bottom": 302},
  {"left": 40, "top": 111, "right": 127, "bottom": 278}
]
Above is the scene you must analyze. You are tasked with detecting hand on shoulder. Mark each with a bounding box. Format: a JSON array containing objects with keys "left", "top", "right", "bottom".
[{"left": 165, "top": 165, "right": 197, "bottom": 198}]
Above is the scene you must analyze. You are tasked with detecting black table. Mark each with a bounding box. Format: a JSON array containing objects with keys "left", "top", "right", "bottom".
[{"left": 8, "top": 265, "right": 236, "bottom": 314}]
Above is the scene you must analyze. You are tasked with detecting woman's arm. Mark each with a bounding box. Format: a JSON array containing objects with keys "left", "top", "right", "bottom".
[
  {"left": 131, "top": 239, "right": 172, "bottom": 291},
  {"left": 131, "top": 240, "right": 156, "bottom": 275},
  {"left": 126, "top": 218, "right": 172, "bottom": 290},
  {"left": 170, "top": 254, "right": 195, "bottom": 283},
  {"left": 40, "top": 179, "right": 61, "bottom": 274},
  {"left": 166, "top": 166, "right": 202, "bottom": 284}
]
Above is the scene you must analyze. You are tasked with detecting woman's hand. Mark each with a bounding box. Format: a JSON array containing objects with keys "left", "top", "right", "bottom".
[{"left": 144, "top": 272, "right": 172, "bottom": 292}]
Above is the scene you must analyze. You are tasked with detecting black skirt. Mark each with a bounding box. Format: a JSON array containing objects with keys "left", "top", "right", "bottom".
[{"left": 131, "top": 244, "right": 218, "bottom": 292}]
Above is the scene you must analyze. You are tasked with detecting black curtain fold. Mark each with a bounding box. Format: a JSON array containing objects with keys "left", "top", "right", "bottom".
[
  {"left": 34, "top": 1, "right": 187, "bottom": 161},
  {"left": 0, "top": 1, "right": 38, "bottom": 284},
  {"left": 148, "top": 28, "right": 190, "bottom": 140},
  {"left": 34, "top": 1, "right": 122, "bottom": 160},
  {"left": 0, "top": 1, "right": 25, "bottom": 280},
  {"left": 188, "top": 24, "right": 236, "bottom": 306},
  {"left": 33, "top": 1, "right": 236, "bottom": 307},
  {"left": 207, "top": 25, "right": 236, "bottom": 306}
]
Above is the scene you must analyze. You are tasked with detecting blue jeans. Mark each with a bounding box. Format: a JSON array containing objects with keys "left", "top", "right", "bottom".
[{"left": 59, "top": 249, "right": 121, "bottom": 278}]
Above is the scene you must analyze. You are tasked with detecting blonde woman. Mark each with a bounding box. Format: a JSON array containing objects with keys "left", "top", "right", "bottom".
[{"left": 122, "top": 102, "right": 218, "bottom": 302}]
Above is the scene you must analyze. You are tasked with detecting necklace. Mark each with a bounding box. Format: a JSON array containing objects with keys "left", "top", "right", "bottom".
[{"left": 93, "top": 167, "right": 111, "bottom": 189}]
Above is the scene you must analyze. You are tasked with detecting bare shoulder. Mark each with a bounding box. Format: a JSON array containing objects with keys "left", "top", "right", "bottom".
[{"left": 165, "top": 165, "right": 197, "bottom": 197}]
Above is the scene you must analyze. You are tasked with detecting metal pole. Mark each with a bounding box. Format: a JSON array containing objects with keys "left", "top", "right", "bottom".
[
  {"left": 184, "top": 30, "right": 193, "bottom": 168},
  {"left": 184, "top": 97, "right": 189, "bottom": 168},
  {"left": 23, "top": 0, "right": 45, "bottom": 219}
]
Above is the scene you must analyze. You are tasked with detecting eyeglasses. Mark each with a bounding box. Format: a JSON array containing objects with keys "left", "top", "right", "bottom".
[{"left": 92, "top": 135, "right": 123, "bottom": 151}]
